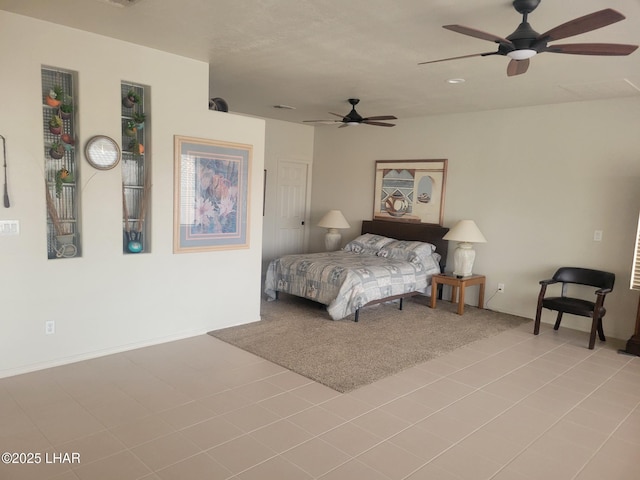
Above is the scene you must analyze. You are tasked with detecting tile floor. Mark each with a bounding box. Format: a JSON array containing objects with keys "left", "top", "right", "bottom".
[{"left": 1, "top": 320, "right": 639, "bottom": 480}]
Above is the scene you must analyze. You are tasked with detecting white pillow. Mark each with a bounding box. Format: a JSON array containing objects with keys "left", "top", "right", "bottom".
[
  {"left": 343, "top": 233, "right": 395, "bottom": 255},
  {"left": 377, "top": 240, "right": 436, "bottom": 265}
]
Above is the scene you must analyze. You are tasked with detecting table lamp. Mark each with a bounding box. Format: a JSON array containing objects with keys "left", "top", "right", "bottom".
[
  {"left": 317, "top": 210, "right": 350, "bottom": 251},
  {"left": 443, "top": 220, "right": 487, "bottom": 277}
]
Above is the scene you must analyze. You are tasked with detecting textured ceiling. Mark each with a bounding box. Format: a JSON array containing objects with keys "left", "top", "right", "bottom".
[{"left": 1, "top": 0, "right": 639, "bottom": 124}]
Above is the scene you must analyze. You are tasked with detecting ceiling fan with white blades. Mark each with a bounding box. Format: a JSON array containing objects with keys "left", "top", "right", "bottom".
[
  {"left": 419, "top": 0, "right": 638, "bottom": 77},
  {"left": 304, "top": 98, "right": 397, "bottom": 127}
]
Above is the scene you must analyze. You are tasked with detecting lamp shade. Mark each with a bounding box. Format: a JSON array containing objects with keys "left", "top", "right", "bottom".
[
  {"left": 317, "top": 210, "right": 350, "bottom": 229},
  {"left": 443, "top": 220, "right": 487, "bottom": 243}
]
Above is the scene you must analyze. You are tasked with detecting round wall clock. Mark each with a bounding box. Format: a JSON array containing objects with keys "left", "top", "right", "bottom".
[{"left": 85, "top": 135, "right": 121, "bottom": 170}]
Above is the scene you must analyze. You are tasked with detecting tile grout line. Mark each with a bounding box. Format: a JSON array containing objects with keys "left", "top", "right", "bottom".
[
  {"left": 483, "top": 352, "right": 637, "bottom": 480},
  {"left": 111, "top": 336, "right": 637, "bottom": 479},
  {"left": 5, "top": 328, "right": 627, "bottom": 480},
  {"left": 388, "top": 337, "right": 629, "bottom": 480},
  {"left": 313, "top": 332, "right": 573, "bottom": 479},
  {"left": 568, "top": 395, "right": 640, "bottom": 480},
  {"left": 171, "top": 326, "right": 540, "bottom": 479},
  {"left": 392, "top": 341, "right": 591, "bottom": 479}
]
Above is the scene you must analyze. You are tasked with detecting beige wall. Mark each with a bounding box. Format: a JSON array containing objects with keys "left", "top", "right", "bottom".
[
  {"left": 309, "top": 99, "right": 640, "bottom": 340},
  {"left": 0, "top": 12, "right": 265, "bottom": 377}
]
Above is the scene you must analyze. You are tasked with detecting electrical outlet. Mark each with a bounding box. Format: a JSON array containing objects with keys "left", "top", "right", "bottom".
[
  {"left": 45, "top": 320, "right": 55, "bottom": 335},
  {"left": 497, "top": 283, "right": 505, "bottom": 293}
]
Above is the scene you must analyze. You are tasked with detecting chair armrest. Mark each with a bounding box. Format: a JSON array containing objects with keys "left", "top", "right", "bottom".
[
  {"left": 537, "top": 278, "right": 556, "bottom": 304},
  {"left": 595, "top": 288, "right": 612, "bottom": 296}
]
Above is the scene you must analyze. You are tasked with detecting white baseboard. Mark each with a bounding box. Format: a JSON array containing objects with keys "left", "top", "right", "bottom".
[{"left": 0, "top": 328, "right": 211, "bottom": 380}]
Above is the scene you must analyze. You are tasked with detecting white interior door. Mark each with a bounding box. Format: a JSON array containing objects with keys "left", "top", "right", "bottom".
[{"left": 275, "top": 161, "right": 308, "bottom": 256}]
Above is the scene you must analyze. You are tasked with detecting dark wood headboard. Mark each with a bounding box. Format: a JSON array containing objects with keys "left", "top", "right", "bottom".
[{"left": 361, "top": 220, "right": 449, "bottom": 271}]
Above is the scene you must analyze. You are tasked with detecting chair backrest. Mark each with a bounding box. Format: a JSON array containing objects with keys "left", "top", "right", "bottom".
[{"left": 552, "top": 267, "right": 615, "bottom": 291}]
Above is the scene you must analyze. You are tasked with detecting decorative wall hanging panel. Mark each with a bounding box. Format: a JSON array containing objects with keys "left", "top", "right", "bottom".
[
  {"left": 42, "top": 66, "right": 80, "bottom": 259},
  {"left": 121, "top": 81, "right": 150, "bottom": 254}
]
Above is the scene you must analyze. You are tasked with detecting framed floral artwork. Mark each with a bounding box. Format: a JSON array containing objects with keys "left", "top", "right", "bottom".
[
  {"left": 373, "top": 159, "right": 447, "bottom": 226},
  {"left": 173, "top": 135, "right": 252, "bottom": 253}
]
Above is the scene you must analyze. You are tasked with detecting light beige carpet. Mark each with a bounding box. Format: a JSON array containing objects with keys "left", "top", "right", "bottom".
[{"left": 208, "top": 295, "right": 530, "bottom": 392}]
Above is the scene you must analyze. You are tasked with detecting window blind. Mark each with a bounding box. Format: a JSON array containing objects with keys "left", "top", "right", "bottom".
[{"left": 632, "top": 212, "right": 640, "bottom": 291}]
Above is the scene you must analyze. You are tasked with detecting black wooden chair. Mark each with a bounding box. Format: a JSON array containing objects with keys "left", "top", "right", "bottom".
[{"left": 533, "top": 267, "right": 615, "bottom": 349}]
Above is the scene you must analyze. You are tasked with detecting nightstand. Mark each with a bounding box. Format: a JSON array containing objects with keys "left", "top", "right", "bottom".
[{"left": 430, "top": 273, "right": 486, "bottom": 315}]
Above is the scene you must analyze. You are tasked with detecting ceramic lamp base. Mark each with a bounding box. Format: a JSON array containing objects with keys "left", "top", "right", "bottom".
[
  {"left": 452, "top": 242, "right": 476, "bottom": 277},
  {"left": 324, "top": 229, "right": 342, "bottom": 251}
]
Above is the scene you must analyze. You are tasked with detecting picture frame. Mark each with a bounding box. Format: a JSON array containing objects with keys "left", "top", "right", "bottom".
[
  {"left": 373, "top": 159, "right": 447, "bottom": 225},
  {"left": 263, "top": 169, "right": 267, "bottom": 216},
  {"left": 173, "top": 135, "right": 252, "bottom": 253}
]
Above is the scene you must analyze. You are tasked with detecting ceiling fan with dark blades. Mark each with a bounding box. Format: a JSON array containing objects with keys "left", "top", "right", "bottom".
[
  {"left": 304, "top": 98, "right": 397, "bottom": 127},
  {"left": 419, "top": 0, "right": 638, "bottom": 77}
]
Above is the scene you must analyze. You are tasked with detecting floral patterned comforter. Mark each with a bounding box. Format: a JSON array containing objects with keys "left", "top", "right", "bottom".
[{"left": 264, "top": 251, "right": 441, "bottom": 320}]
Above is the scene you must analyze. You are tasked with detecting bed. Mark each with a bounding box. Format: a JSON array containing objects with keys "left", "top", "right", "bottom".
[{"left": 264, "top": 220, "right": 449, "bottom": 321}]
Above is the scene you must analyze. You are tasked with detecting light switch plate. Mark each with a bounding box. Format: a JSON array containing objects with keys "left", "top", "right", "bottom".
[{"left": 0, "top": 220, "right": 19, "bottom": 235}]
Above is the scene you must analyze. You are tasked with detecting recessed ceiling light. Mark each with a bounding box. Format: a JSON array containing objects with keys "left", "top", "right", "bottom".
[
  {"left": 447, "top": 78, "right": 466, "bottom": 84},
  {"left": 273, "top": 104, "right": 296, "bottom": 110}
]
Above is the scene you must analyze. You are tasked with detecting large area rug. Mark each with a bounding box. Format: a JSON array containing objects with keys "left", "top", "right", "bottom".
[{"left": 208, "top": 295, "right": 530, "bottom": 392}]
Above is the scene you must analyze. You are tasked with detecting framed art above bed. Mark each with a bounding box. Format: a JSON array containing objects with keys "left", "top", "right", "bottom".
[{"left": 374, "top": 159, "right": 447, "bottom": 225}]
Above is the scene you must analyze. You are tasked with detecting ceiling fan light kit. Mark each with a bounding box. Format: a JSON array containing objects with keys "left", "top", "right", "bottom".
[
  {"left": 507, "top": 49, "right": 537, "bottom": 60},
  {"left": 419, "top": 0, "right": 638, "bottom": 77}
]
